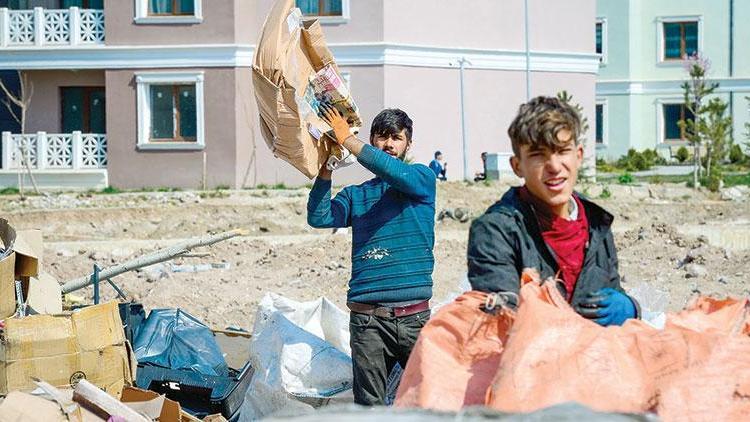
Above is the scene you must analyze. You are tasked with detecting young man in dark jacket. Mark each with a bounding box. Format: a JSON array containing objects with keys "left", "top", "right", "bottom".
[
  {"left": 468, "top": 96, "right": 639, "bottom": 326},
  {"left": 308, "top": 105, "right": 436, "bottom": 405}
]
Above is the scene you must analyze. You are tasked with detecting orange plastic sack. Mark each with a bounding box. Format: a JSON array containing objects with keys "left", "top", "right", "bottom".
[
  {"left": 394, "top": 291, "right": 515, "bottom": 410},
  {"left": 486, "top": 280, "right": 750, "bottom": 420}
]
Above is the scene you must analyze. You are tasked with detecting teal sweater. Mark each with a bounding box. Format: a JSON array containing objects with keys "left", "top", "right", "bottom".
[{"left": 307, "top": 144, "right": 436, "bottom": 304}]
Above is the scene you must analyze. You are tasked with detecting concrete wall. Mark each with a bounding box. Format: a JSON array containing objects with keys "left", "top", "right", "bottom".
[
  {"left": 104, "top": 0, "right": 238, "bottom": 45},
  {"left": 105, "top": 68, "right": 238, "bottom": 189},
  {"left": 24, "top": 70, "right": 105, "bottom": 133},
  {"left": 382, "top": 0, "right": 522, "bottom": 50}
]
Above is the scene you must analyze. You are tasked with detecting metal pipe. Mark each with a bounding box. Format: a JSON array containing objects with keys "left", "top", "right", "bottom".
[{"left": 61, "top": 228, "right": 247, "bottom": 294}]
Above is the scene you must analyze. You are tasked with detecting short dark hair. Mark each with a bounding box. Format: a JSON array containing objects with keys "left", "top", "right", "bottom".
[
  {"left": 507, "top": 96, "right": 581, "bottom": 157},
  {"left": 370, "top": 108, "right": 413, "bottom": 142},
  {"left": 434, "top": 151, "right": 442, "bottom": 158}
]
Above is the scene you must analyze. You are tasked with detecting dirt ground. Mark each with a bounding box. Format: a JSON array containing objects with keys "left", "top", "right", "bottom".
[{"left": 4, "top": 181, "right": 750, "bottom": 330}]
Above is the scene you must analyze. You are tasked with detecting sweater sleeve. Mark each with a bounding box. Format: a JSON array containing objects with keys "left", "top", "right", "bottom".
[
  {"left": 357, "top": 144, "right": 436, "bottom": 201},
  {"left": 306, "top": 178, "right": 352, "bottom": 229}
]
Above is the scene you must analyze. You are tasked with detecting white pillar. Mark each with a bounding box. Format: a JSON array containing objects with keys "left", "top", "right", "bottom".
[
  {"left": 0, "top": 9, "right": 9, "bottom": 48},
  {"left": 33, "top": 7, "right": 44, "bottom": 46},
  {"left": 1, "top": 132, "right": 11, "bottom": 170},
  {"left": 72, "top": 131, "right": 82, "bottom": 170},
  {"left": 36, "top": 131, "right": 47, "bottom": 170},
  {"left": 70, "top": 7, "right": 80, "bottom": 46}
]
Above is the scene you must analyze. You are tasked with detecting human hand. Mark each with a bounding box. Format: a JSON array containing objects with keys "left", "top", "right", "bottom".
[
  {"left": 576, "top": 288, "right": 636, "bottom": 326},
  {"left": 318, "top": 103, "right": 351, "bottom": 146}
]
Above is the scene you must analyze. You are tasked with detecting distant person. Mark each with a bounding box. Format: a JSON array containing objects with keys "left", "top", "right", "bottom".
[
  {"left": 474, "top": 152, "right": 488, "bottom": 182},
  {"left": 468, "top": 96, "right": 640, "bottom": 326},
  {"left": 429, "top": 151, "right": 447, "bottom": 181},
  {"left": 308, "top": 106, "right": 436, "bottom": 406}
]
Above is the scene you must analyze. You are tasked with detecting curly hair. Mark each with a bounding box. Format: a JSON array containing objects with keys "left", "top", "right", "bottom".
[{"left": 507, "top": 96, "right": 581, "bottom": 156}]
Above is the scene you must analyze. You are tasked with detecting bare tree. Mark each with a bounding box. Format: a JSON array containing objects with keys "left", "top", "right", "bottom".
[{"left": 0, "top": 70, "right": 41, "bottom": 196}]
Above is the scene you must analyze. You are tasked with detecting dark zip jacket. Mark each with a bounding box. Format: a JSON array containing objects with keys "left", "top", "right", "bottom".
[{"left": 467, "top": 187, "right": 640, "bottom": 316}]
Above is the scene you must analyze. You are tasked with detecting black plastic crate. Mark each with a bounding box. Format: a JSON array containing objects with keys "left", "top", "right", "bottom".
[{"left": 135, "top": 361, "right": 254, "bottom": 421}]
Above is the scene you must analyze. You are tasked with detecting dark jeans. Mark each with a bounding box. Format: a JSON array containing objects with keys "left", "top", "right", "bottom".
[{"left": 349, "top": 310, "right": 430, "bottom": 406}]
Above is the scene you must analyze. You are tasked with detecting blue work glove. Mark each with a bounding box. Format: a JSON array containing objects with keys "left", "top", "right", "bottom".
[{"left": 576, "top": 288, "right": 636, "bottom": 326}]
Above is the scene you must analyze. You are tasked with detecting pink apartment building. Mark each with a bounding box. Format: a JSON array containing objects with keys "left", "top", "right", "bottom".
[{"left": 0, "top": 0, "right": 598, "bottom": 189}]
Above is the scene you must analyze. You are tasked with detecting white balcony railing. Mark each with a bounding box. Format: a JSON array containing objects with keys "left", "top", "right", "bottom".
[
  {"left": 1, "top": 131, "right": 107, "bottom": 170},
  {"left": 0, "top": 7, "right": 104, "bottom": 47}
]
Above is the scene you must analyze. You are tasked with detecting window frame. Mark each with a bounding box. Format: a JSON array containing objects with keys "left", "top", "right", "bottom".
[
  {"left": 656, "top": 98, "right": 694, "bottom": 144},
  {"left": 134, "top": 0, "right": 203, "bottom": 24},
  {"left": 135, "top": 71, "right": 205, "bottom": 151},
  {"left": 595, "top": 98, "right": 608, "bottom": 148},
  {"left": 296, "top": 0, "right": 350, "bottom": 25},
  {"left": 596, "top": 17, "right": 607, "bottom": 66},
  {"left": 656, "top": 16, "right": 702, "bottom": 65}
]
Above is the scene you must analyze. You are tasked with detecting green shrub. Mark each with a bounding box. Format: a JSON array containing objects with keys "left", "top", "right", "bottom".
[
  {"left": 101, "top": 186, "right": 121, "bottom": 194},
  {"left": 599, "top": 187, "right": 612, "bottom": 199},
  {"left": 729, "top": 144, "right": 746, "bottom": 164},
  {"left": 618, "top": 173, "right": 634, "bottom": 184},
  {"left": 700, "top": 167, "right": 723, "bottom": 192},
  {"left": 676, "top": 146, "right": 690, "bottom": 163},
  {"left": 0, "top": 187, "right": 19, "bottom": 195}
]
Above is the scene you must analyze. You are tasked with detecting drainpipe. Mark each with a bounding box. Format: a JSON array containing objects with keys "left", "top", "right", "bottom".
[
  {"left": 458, "top": 57, "right": 470, "bottom": 181},
  {"left": 524, "top": 0, "right": 531, "bottom": 100}
]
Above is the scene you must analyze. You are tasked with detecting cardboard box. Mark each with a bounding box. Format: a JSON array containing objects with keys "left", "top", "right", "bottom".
[
  {"left": 0, "top": 301, "right": 134, "bottom": 397},
  {"left": 121, "top": 387, "right": 205, "bottom": 422},
  {"left": 0, "top": 219, "right": 43, "bottom": 319},
  {"left": 252, "top": 0, "right": 361, "bottom": 178}
]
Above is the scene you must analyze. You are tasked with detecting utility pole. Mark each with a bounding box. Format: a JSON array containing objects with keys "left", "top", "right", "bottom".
[
  {"left": 524, "top": 0, "right": 531, "bottom": 100},
  {"left": 458, "top": 57, "right": 471, "bottom": 181}
]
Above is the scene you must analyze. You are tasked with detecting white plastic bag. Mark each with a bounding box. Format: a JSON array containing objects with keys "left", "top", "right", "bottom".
[{"left": 240, "top": 293, "right": 353, "bottom": 420}]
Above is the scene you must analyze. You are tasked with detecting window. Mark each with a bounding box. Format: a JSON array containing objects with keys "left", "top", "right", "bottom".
[
  {"left": 61, "top": 87, "right": 105, "bottom": 133},
  {"left": 595, "top": 18, "right": 607, "bottom": 65},
  {"left": 149, "top": 85, "right": 195, "bottom": 141},
  {"left": 595, "top": 103, "right": 604, "bottom": 145},
  {"left": 663, "top": 103, "right": 695, "bottom": 141},
  {"left": 663, "top": 21, "right": 698, "bottom": 60},
  {"left": 148, "top": 0, "right": 194, "bottom": 16},
  {"left": 295, "top": 0, "right": 349, "bottom": 24},
  {"left": 136, "top": 72, "right": 204, "bottom": 150},
  {"left": 134, "top": 0, "right": 202, "bottom": 24},
  {"left": 297, "top": 0, "right": 342, "bottom": 16}
]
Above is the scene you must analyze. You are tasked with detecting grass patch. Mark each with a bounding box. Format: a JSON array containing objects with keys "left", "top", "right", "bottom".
[
  {"left": 101, "top": 186, "right": 122, "bottom": 194},
  {"left": 723, "top": 173, "right": 750, "bottom": 187},
  {"left": 0, "top": 187, "right": 20, "bottom": 195},
  {"left": 599, "top": 187, "right": 611, "bottom": 199}
]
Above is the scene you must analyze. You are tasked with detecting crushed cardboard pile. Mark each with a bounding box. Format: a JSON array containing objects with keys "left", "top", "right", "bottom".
[
  {"left": 0, "top": 378, "right": 226, "bottom": 421},
  {"left": 252, "top": 0, "right": 361, "bottom": 178},
  {"left": 0, "top": 218, "right": 135, "bottom": 400}
]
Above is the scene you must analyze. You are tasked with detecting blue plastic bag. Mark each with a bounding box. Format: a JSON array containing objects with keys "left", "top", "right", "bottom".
[{"left": 134, "top": 308, "right": 228, "bottom": 377}]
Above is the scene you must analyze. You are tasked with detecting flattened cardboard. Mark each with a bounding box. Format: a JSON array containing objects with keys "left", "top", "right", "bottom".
[
  {"left": 27, "top": 271, "right": 63, "bottom": 315},
  {"left": 253, "top": 0, "right": 357, "bottom": 179},
  {"left": 0, "top": 389, "right": 104, "bottom": 421},
  {"left": 0, "top": 301, "right": 133, "bottom": 397}
]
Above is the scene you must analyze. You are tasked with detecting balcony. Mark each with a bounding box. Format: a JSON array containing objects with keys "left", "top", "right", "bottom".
[
  {"left": 0, "top": 131, "right": 107, "bottom": 189},
  {"left": 0, "top": 7, "right": 104, "bottom": 48}
]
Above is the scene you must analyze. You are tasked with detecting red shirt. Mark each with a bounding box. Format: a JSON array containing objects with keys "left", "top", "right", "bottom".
[{"left": 519, "top": 187, "right": 589, "bottom": 300}]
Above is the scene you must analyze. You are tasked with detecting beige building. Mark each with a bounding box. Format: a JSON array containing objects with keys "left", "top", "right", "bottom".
[{"left": 0, "top": 0, "right": 598, "bottom": 189}]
